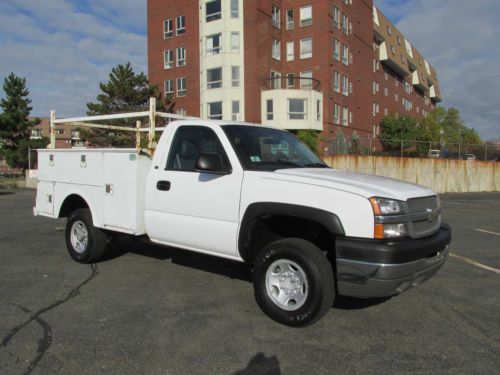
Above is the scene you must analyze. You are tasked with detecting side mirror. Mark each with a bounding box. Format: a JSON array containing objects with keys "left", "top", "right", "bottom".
[{"left": 194, "top": 153, "right": 230, "bottom": 174}]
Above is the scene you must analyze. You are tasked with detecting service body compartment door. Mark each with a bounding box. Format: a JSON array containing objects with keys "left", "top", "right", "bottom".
[{"left": 36, "top": 181, "right": 55, "bottom": 215}]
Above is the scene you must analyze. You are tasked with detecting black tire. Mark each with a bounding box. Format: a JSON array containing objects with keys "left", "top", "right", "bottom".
[
  {"left": 253, "top": 238, "right": 335, "bottom": 327},
  {"left": 65, "top": 208, "right": 108, "bottom": 264}
]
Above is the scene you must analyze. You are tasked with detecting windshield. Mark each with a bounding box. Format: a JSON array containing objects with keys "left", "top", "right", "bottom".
[{"left": 222, "top": 125, "right": 328, "bottom": 171}]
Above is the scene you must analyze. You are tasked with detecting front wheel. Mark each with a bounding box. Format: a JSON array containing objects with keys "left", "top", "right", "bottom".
[
  {"left": 65, "top": 208, "right": 108, "bottom": 263},
  {"left": 253, "top": 238, "right": 335, "bottom": 327}
]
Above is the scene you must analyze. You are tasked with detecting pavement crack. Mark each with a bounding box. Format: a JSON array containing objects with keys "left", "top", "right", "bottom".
[{"left": 1, "top": 264, "right": 99, "bottom": 353}]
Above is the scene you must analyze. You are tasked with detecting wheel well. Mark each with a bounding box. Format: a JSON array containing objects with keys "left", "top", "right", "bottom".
[
  {"left": 241, "top": 214, "right": 336, "bottom": 264},
  {"left": 59, "top": 194, "right": 89, "bottom": 218}
]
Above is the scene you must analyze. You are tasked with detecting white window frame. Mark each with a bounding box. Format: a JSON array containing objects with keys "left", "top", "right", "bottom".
[
  {"left": 231, "top": 0, "right": 239, "bottom": 18},
  {"left": 206, "top": 33, "right": 222, "bottom": 55},
  {"left": 266, "top": 99, "right": 274, "bottom": 120},
  {"left": 333, "top": 6, "right": 340, "bottom": 28},
  {"left": 208, "top": 101, "right": 223, "bottom": 120},
  {"left": 300, "top": 5, "right": 312, "bottom": 27},
  {"left": 300, "top": 37, "right": 312, "bottom": 59},
  {"left": 333, "top": 104, "right": 340, "bottom": 124},
  {"left": 270, "top": 70, "right": 281, "bottom": 89},
  {"left": 342, "top": 106, "right": 349, "bottom": 126},
  {"left": 288, "top": 98, "right": 307, "bottom": 120},
  {"left": 286, "top": 73, "right": 294, "bottom": 88},
  {"left": 207, "top": 67, "right": 223, "bottom": 89},
  {"left": 286, "top": 41, "right": 294, "bottom": 61},
  {"left": 231, "top": 66, "right": 240, "bottom": 87},
  {"left": 333, "top": 71, "right": 340, "bottom": 93},
  {"left": 163, "top": 19, "right": 173, "bottom": 39},
  {"left": 206, "top": 0, "right": 222, "bottom": 22},
  {"left": 342, "top": 13, "right": 349, "bottom": 35},
  {"left": 164, "top": 49, "right": 173, "bottom": 69},
  {"left": 272, "top": 38, "right": 281, "bottom": 60},
  {"left": 164, "top": 79, "right": 174, "bottom": 95},
  {"left": 342, "top": 44, "right": 349, "bottom": 65},
  {"left": 176, "top": 47, "right": 186, "bottom": 67},
  {"left": 300, "top": 70, "right": 312, "bottom": 89},
  {"left": 231, "top": 32, "right": 240, "bottom": 53},
  {"left": 176, "top": 15, "right": 185, "bottom": 36},
  {"left": 176, "top": 77, "right": 186, "bottom": 97},
  {"left": 232, "top": 100, "right": 240, "bottom": 121},
  {"left": 342, "top": 75, "right": 349, "bottom": 96},
  {"left": 333, "top": 39, "right": 340, "bottom": 61},
  {"left": 286, "top": 9, "right": 294, "bottom": 30},
  {"left": 272, "top": 5, "right": 280, "bottom": 28}
]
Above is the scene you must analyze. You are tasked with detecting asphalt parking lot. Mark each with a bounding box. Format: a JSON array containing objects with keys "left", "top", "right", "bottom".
[{"left": 0, "top": 189, "right": 499, "bottom": 374}]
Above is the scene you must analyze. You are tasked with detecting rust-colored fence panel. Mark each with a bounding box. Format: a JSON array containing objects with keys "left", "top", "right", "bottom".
[{"left": 323, "top": 155, "right": 500, "bottom": 193}]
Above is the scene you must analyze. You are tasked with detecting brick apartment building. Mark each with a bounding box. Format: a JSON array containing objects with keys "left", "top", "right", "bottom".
[
  {"left": 147, "top": 0, "right": 441, "bottom": 148},
  {"left": 29, "top": 118, "right": 84, "bottom": 149}
]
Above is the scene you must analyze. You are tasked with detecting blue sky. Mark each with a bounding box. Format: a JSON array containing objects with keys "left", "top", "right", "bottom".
[{"left": 0, "top": 0, "right": 499, "bottom": 140}]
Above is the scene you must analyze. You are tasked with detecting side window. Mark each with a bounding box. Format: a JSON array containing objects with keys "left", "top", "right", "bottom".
[{"left": 166, "top": 126, "right": 231, "bottom": 171}]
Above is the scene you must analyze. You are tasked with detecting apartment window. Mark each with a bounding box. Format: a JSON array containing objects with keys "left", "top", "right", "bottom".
[
  {"left": 176, "top": 16, "right": 185, "bottom": 35},
  {"left": 231, "top": 32, "right": 240, "bottom": 53},
  {"left": 342, "top": 44, "right": 349, "bottom": 65},
  {"left": 270, "top": 70, "right": 281, "bottom": 89},
  {"left": 208, "top": 101, "right": 222, "bottom": 119},
  {"left": 266, "top": 100, "right": 274, "bottom": 120},
  {"left": 207, "top": 67, "right": 222, "bottom": 89},
  {"left": 342, "top": 107, "right": 349, "bottom": 126},
  {"left": 373, "top": 81, "right": 379, "bottom": 94},
  {"left": 231, "top": 66, "right": 240, "bottom": 87},
  {"left": 206, "top": 33, "right": 222, "bottom": 55},
  {"left": 206, "top": 0, "right": 221, "bottom": 22},
  {"left": 286, "top": 73, "right": 294, "bottom": 88},
  {"left": 333, "top": 71, "right": 340, "bottom": 93},
  {"left": 55, "top": 129, "right": 64, "bottom": 135},
  {"left": 387, "top": 26, "right": 392, "bottom": 35},
  {"left": 333, "top": 6, "right": 340, "bottom": 28},
  {"left": 384, "top": 107, "right": 389, "bottom": 116},
  {"left": 176, "top": 108, "right": 187, "bottom": 116},
  {"left": 176, "top": 47, "right": 186, "bottom": 66},
  {"left": 316, "top": 100, "right": 321, "bottom": 121},
  {"left": 164, "top": 79, "right": 174, "bottom": 95},
  {"left": 385, "top": 72, "right": 389, "bottom": 80},
  {"left": 395, "top": 93, "right": 399, "bottom": 102},
  {"left": 342, "top": 75, "right": 349, "bottom": 96},
  {"left": 272, "top": 38, "right": 281, "bottom": 60},
  {"left": 163, "top": 19, "right": 173, "bottom": 39},
  {"left": 384, "top": 87, "right": 388, "bottom": 96},
  {"left": 288, "top": 99, "right": 306, "bottom": 120},
  {"left": 272, "top": 5, "right": 280, "bottom": 28},
  {"left": 333, "top": 39, "right": 340, "bottom": 61},
  {"left": 397, "top": 35, "right": 401, "bottom": 45},
  {"left": 300, "top": 5, "right": 312, "bottom": 27},
  {"left": 231, "top": 0, "right": 239, "bottom": 18},
  {"left": 164, "top": 49, "right": 173, "bottom": 69},
  {"left": 391, "top": 45, "right": 396, "bottom": 55},
  {"left": 232, "top": 101, "right": 240, "bottom": 121},
  {"left": 286, "top": 41, "right": 294, "bottom": 61},
  {"left": 30, "top": 129, "right": 42, "bottom": 138},
  {"left": 300, "top": 70, "right": 312, "bottom": 89},
  {"left": 333, "top": 104, "right": 340, "bottom": 124},
  {"left": 71, "top": 130, "right": 80, "bottom": 139},
  {"left": 286, "top": 9, "right": 294, "bottom": 29},
  {"left": 342, "top": 14, "right": 349, "bottom": 35},
  {"left": 176, "top": 77, "right": 186, "bottom": 97},
  {"left": 300, "top": 38, "right": 312, "bottom": 59}
]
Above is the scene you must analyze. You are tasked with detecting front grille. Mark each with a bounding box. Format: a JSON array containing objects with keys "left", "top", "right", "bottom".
[
  {"left": 406, "top": 196, "right": 440, "bottom": 238},
  {"left": 407, "top": 196, "right": 438, "bottom": 213}
]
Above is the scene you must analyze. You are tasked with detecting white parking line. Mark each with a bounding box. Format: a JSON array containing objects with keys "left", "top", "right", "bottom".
[
  {"left": 474, "top": 229, "right": 500, "bottom": 237},
  {"left": 450, "top": 253, "right": 500, "bottom": 275}
]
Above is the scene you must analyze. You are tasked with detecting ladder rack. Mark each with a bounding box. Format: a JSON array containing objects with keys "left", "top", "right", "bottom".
[{"left": 48, "top": 97, "right": 198, "bottom": 154}]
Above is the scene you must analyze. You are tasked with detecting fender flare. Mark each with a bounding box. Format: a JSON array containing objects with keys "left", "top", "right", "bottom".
[
  {"left": 238, "top": 202, "right": 345, "bottom": 262},
  {"left": 56, "top": 189, "right": 100, "bottom": 227}
]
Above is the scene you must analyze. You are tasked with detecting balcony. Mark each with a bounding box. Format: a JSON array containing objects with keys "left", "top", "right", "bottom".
[
  {"left": 261, "top": 77, "right": 323, "bottom": 131},
  {"left": 378, "top": 42, "right": 410, "bottom": 78},
  {"left": 429, "top": 85, "right": 442, "bottom": 102}
]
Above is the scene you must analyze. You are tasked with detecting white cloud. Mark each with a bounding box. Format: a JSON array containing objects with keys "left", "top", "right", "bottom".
[
  {"left": 0, "top": 0, "right": 147, "bottom": 118},
  {"left": 375, "top": 0, "right": 500, "bottom": 140}
]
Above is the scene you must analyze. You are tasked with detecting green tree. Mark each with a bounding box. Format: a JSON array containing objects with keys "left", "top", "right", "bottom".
[
  {"left": 294, "top": 130, "right": 320, "bottom": 154},
  {"left": 379, "top": 113, "right": 421, "bottom": 152},
  {"left": 0, "top": 73, "right": 45, "bottom": 169},
  {"left": 84, "top": 63, "right": 170, "bottom": 146}
]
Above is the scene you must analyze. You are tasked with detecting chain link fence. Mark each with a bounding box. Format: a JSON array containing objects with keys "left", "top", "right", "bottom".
[{"left": 322, "top": 137, "right": 500, "bottom": 161}]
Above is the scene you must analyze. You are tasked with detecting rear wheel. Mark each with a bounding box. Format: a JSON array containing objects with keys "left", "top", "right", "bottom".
[
  {"left": 65, "top": 208, "right": 108, "bottom": 263},
  {"left": 253, "top": 238, "right": 335, "bottom": 326}
]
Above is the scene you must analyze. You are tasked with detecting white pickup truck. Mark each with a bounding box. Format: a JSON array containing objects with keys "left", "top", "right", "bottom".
[{"left": 34, "top": 119, "right": 451, "bottom": 326}]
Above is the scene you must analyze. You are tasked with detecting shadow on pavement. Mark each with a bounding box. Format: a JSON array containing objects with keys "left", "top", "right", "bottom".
[
  {"left": 333, "top": 295, "right": 391, "bottom": 310},
  {"left": 234, "top": 353, "right": 281, "bottom": 375},
  {"left": 102, "top": 236, "right": 253, "bottom": 283},
  {"left": 0, "top": 191, "right": 15, "bottom": 196}
]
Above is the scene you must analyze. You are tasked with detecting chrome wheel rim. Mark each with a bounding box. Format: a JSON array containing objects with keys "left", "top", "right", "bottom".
[
  {"left": 70, "top": 220, "right": 89, "bottom": 254},
  {"left": 265, "top": 259, "right": 309, "bottom": 311}
]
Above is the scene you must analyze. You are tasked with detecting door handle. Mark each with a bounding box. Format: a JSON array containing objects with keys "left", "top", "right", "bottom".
[{"left": 156, "top": 180, "right": 171, "bottom": 191}]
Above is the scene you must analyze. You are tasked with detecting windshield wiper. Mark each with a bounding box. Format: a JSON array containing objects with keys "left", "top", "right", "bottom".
[
  {"left": 259, "top": 160, "right": 304, "bottom": 168},
  {"left": 303, "top": 162, "right": 329, "bottom": 168}
]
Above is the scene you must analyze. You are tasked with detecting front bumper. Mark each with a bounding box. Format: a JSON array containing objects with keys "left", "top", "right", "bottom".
[{"left": 335, "top": 224, "right": 451, "bottom": 298}]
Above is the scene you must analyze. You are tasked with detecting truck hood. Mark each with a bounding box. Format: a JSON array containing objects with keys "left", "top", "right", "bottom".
[{"left": 272, "top": 168, "right": 435, "bottom": 201}]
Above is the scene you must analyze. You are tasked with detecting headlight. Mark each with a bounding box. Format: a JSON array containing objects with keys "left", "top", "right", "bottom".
[
  {"left": 370, "top": 197, "right": 407, "bottom": 239},
  {"left": 369, "top": 197, "right": 405, "bottom": 215}
]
